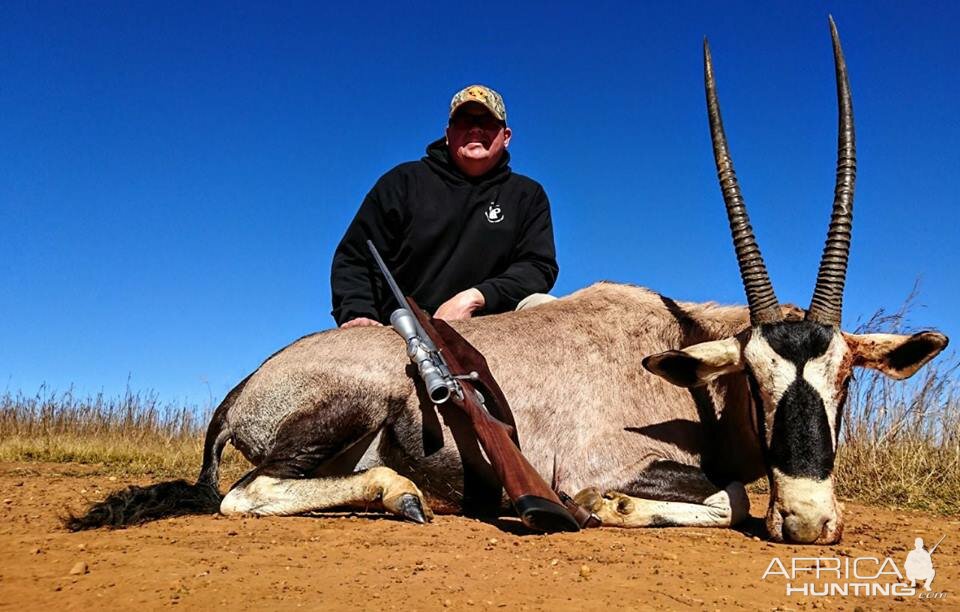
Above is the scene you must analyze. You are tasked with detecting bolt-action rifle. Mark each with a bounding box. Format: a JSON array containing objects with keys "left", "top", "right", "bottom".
[{"left": 367, "top": 240, "right": 599, "bottom": 532}]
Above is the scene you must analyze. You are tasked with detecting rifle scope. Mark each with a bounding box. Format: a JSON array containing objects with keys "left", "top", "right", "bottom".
[{"left": 390, "top": 309, "right": 452, "bottom": 404}]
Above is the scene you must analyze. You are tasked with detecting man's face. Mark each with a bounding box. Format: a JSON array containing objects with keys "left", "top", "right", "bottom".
[{"left": 445, "top": 102, "right": 512, "bottom": 177}]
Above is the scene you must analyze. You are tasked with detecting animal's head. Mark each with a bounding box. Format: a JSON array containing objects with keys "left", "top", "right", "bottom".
[{"left": 643, "top": 18, "right": 948, "bottom": 545}]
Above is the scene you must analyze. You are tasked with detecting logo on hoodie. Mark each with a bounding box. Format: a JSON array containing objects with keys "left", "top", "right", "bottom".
[{"left": 485, "top": 202, "right": 504, "bottom": 224}]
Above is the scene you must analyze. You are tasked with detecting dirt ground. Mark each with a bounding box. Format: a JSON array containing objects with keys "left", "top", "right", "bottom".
[{"left": 0, "top": 463, "right": 956, "bottom": 611}]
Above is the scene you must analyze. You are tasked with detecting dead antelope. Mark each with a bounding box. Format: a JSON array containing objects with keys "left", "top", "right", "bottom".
[{"left": 70, "top": 18, "right": 946, "bottom": 544}]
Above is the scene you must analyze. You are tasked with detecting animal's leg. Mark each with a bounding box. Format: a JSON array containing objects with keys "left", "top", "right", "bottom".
[
  {"left": 573, "top": 460, "right": 749, "bottom": 528},
  {"left": 220, "top": 466, "right": 433, "bottom": 523},
  {"left": 223, "top": 394, "right": 431, "bottom": 521},
  {"left": 573, "top": 486, "right": 747, "bottom": 528}
]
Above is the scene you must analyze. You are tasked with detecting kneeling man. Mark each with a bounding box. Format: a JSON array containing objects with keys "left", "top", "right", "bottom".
[{"left": 331, "top": 84, "right": 558, "bottom": 328}]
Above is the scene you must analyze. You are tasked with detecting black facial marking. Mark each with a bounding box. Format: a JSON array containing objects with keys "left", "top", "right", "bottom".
[
  {"left": 620, "top": 460, "right": 724, "bottom": 504},
  {"left": 643, "top": 351, "right": 701, "bottom": 387},
  {"left": 761, "top": 321, "right": 834, "bottom": 372},
  {"left": 886, "top": 333, "right": 940, "bottom": 372},
  {"left": 769, "top": 379, "right": 834, "bottom": 479},
  {"left": 835, "top": 374, "right": 852, "bottom": 445},
  {"left": 746, "top": 323, "right": 839, "bottom": 481},
  {"left": 744, "top": 364, "right": 778, "bottom": 483}
]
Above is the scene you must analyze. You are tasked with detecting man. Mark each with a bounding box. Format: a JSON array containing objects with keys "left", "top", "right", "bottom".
[
  {"left": 331, "top": 85, "right": 558, "bottom": 328},
  {"left": 904, "top": 537, "right": 937, "bottom": 591}
]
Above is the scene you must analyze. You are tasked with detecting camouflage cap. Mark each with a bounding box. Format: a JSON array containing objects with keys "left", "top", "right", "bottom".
[{"left": 449, "top": 84, "right": 507, "bottom": 124}]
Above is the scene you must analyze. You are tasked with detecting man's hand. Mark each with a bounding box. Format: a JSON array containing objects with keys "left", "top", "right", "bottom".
[
  {"left": 434, "top": 288, "right": 485, "bottom": 321},
  {"left": 340, "top": 317, "right": 383, "bottom": 329}
]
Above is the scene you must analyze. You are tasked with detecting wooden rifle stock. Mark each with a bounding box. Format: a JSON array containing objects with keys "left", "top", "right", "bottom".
[
  {"left": 454, "top": 381, "right": 581, "bottom": 531},
  {"left": 408, "top": 300, "right": 597, "bottom": 533}
]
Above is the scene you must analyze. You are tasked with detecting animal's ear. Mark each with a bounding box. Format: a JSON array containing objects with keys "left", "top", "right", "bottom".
[
  {"left": 843, "top": 331, "right": 949, "bottom": 380},
  {"left": 643, "top": 337, "right": 744, "bottom": 388}
]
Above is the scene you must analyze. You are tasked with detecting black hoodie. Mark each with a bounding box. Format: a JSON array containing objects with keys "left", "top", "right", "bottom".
[{"left": 330, "top": 137, "right": 558, "bottom": 325}]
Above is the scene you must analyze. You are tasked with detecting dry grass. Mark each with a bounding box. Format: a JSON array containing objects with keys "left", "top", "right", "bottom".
[
  {"left": 833, "top": 292, "right": 959, "bottom": 516},
  {"left": 0, "top": 388, "right": 251, "bottom": 484},
  {"left": 1, "top": 293, "right": 956, "bottom": 514}
]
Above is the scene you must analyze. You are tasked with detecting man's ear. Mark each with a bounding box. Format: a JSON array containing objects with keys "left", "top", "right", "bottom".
[
  {"left": 643, "top": 336, "right": 744, "bottom": 388},
  {"left": 502, "top": 126, "right": 512, "bottom": 147},
  {"left": 843, "top": 331, "right": 949, "bottom": 380}
]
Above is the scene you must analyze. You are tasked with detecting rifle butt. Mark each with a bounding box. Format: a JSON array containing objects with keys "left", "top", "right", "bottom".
[{"left": 463, "top": 397, "right": 581, "bottom": 533}]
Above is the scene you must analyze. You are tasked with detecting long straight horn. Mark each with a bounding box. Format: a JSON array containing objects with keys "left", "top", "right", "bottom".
[
  {"left": 704, "top": 39, "right": 782, "bottom": 326},
  {"left": 807, "top": 16, "right": 856, "bottom": 326}
]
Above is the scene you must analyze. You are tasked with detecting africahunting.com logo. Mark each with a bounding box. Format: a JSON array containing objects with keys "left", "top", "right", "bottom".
[{"left": 761, "top": 535, "right": 947, "bottom": 600}]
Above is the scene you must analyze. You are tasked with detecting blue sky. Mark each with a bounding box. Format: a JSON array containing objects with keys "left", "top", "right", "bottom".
[{"left": 2, "top": 1, "right": 957, "bottom": 407}]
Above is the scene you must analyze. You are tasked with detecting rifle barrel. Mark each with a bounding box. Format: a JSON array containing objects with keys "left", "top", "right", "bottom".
[
  {"left": 367, "top": 240, "right": 437, "bottom": 349},
  {"left": 366, "top": 240, "right": 409, "bottom": 308},
  {"left": 930, "top": 534, "right": 946, "bottom": 555},
  {"left": 367, "top": 240, "right": 453, "bottom": 396}
]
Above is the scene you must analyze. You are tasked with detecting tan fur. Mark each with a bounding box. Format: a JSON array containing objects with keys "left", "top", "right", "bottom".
[
  {"left": 224, "top": 282, "right": 762, "bottom": 501},
  {"left": 843, "top": 331, "right": 949, "bottom": 380},
  {"left": 220, "top": 281, "right": 947, "bottom": 533}
]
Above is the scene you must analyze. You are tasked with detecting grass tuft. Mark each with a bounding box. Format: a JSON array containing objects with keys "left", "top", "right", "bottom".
[
  {"left": 833, "top": 289, "right": 959, "bottom": 516},
  {"left": 0, "top": 387, "right": 250, "bottom": 482}
]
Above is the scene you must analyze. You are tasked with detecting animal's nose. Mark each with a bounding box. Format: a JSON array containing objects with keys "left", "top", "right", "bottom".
[{"left": 782, "top": 512, "right": 830, "bottom": 544}]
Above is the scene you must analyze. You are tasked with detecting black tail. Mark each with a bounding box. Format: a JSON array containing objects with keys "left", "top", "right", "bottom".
[
  {"left": 64, "top": 376, "right": 247, "bottom": 531},
  {"left": 62, "top": 478, "right": 222, "bottom": 531}
]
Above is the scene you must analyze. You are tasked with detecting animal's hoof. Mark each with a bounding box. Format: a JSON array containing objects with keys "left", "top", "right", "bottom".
[
  {"left": 598, "top": 491, "right": 635, "bottom": 515},
  {"left": 573, "top": 487, "right": 603, "bottom": 513},
  {"left": 396, "top": 494, "right": 429, "bottom": 524}
]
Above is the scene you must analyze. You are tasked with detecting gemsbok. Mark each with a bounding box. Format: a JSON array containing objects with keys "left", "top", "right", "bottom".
[{"left": 70, "top": 18, "right": 947, "bottom": 544}]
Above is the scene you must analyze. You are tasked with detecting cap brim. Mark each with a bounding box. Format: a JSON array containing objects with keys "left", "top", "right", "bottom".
[{"left": 449, "top": 100, "right": 506, "bottom": 123}]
